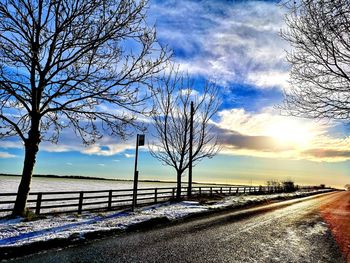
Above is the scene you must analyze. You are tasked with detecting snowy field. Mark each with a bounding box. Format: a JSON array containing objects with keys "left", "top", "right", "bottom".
[
  {"left": 0, "top": 190, "right": 330, "bottom": 249},
  {"left": 0, "top": 176, "right": 180, "bottom": 193},
  {"left": 0, "top": 176, "right": 240, "bottom": 193},
  {"left": 0, "top": 176, "right": 250, "bottom": 217},
  {"left": 0, "top": 176, "right": 181, "bottom": 216}
]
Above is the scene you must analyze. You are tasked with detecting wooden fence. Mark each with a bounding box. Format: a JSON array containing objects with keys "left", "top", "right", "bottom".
[{"left": 0, "top": 185, "right": 320, "bottom": 216}]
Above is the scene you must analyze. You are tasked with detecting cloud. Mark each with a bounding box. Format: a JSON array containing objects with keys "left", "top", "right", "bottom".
[
  {"left": 247, "top": 71, "right": 290, "bottom": 90},
  {"left": 124, "top": 153, "right": 135, "bottom": 158},
  {"left": 298, "top": 135, "right": 350, "bottom": 162},
  {"left": 97, "top": 163, "right": 105, "bottom": 167},
  {"left": 178, "top": 89, "right": 199, "bottom": 97},
  {"left": 81, "top": 143, "right": 133, "bottom": 156},
  {"left": 0, "top": 151, "right": 16, "bottom": 158},
  {"left": 216, "top": 127, "right": 293, "bottom": 152},
  {"left": 302, "top": 148, "right": 350, "bottom": 161},
  {"left": 151, "top": 0, "right": 290, "bottom": 88},
  {"left": 216, "top": 107, "right": 327, "bottom": 138},
  {"left": 213, "top": 107, "right": 350, "bottom": 162},
  {"left": 0, "top": 141, "right": 23, "bottom": 149},
  {"left": 66, "top": 162, "right": 73, "bottom": 166},
  {"left": 0, "top": 127, "right": 136, "bottom": 157},
  {"left": 39, "top": 138, "right": 133, "bottom": 157}
]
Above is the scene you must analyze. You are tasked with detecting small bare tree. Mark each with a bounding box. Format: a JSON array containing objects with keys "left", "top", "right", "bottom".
[
  {"left": 0, "top": 0, "right": 168, "bottom": 216},
  {"left": 281, "top": 0, "right": 350, "bottom": 120},
  {"left": 149, "top": 68, "right": 220, "bottom": 199}
]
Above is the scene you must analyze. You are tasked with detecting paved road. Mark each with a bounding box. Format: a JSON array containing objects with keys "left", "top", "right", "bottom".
[
  {"left": 320, "top": 191, "right": 350, "bottom": 262},
  {"left": 9, "top": 191, "right": 348, "bottom": 263}
]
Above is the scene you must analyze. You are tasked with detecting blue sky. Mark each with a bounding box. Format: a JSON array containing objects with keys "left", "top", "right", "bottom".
[{"left": 1, "top": 0, "right": 350, "bottom": 188}]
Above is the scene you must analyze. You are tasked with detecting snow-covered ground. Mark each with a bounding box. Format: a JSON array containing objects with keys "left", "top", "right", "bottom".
[
  {"left": 0, "top": 176, "right": 244, "bottom": 193},
  {"left": 0, "top": 176, "right": 180, "bottom": 193},
  {"left": 0, "top": 176, "right": 250, "bottom": 215},
  {"left": 0, "top": 190, "right": 330, "bottom": 249}
]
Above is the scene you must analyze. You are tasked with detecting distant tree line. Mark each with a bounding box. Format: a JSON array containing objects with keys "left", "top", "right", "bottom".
[{"left": 266, "top": 180, "right": 296, "bottom": 192}]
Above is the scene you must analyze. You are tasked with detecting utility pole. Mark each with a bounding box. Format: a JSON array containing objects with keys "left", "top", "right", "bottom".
[
  {"left": 188, "top": 101, "right": 194, "bottom": 197},
  {"left": 132, "top": 134, "right": 145, "bottom": 211}
]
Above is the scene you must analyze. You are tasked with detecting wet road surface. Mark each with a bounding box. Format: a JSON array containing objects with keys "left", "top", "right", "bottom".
[
  {"left": 320, "top": 191, "right": 350, "bottom": 262},
  {"left": 8, "top": 191, "right": 348, "bottom": 263}
]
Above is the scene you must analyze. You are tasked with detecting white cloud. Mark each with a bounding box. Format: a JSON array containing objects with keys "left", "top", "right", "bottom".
[
  {"left": 0, "top": 151, "right": 16, "bottom": 158},
  {"left": 124, "top": 153, "right": 135, "bottom": 158},
  {"left": 0, "top": 129, "right": 136, "bottom": 157},
  {"left": 151, "top": 0, "right": 290, "bottom": 88},
  {"left": 0, "top": 141, "right": 23, "bottom": 149},
  {"left": 178, "top": 89, "right": 199, "bottom": 97},
  {"left": 247, "top": 71, "right": 290, "bottom": 90},
  {"left": 81, "top": 143, "right": 133, "bottom": 156},
  {"left": 40, "top": 143, "right": 82, "bottom": 153}
]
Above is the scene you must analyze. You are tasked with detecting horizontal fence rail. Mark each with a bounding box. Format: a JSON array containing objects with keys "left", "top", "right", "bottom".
[{"left": 0, "top": 185, "right": 327, "bottom": 217}]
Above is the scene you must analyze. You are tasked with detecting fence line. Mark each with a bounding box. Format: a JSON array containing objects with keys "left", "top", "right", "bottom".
[{"left": 0, "top": 185, "right": 325, "bottom": 216}]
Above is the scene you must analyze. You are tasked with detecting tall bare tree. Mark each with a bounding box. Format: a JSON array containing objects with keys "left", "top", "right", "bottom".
[
  {"left": 0, "top": 0, "right": 168, "bottom": 216},
  {"left": 281, "top": 0, "right": 350, "bottom": 120},
  {"left": 149, "top": 68, "right": 220, "bottom": 199}
]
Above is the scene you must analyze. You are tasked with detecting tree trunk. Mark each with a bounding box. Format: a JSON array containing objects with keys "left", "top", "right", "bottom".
[
  {"left": 176, "top": 170, "right": 182, "bottom": 200},
  {"left": 12, "top": 124, "right": 40, "bottom": 216}
]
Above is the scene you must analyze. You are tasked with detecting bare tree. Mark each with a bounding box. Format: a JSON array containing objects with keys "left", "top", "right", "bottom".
[
  {"left": 0, "top": 0, "right": 168, "bottom": 216},
  {"left": 149, "top": 67, "right": 220, "bottom": 199},
  {"left": 281, "top": 0, "right": 350, "bottom": 120}
]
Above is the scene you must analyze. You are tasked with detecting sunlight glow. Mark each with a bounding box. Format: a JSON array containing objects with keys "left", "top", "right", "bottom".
[{"left": 265, "top": 120, "right": 313, "bottom": 148}]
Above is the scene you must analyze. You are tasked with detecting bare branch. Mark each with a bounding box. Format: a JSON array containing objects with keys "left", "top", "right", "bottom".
[
  {"left": 0, "top": 0, "right": 169, "bottom": 144},
  {"left": 281, "top": 0, "right": 350, "bottom": 121},
  {"left": 149, "top": 65, "right": 221, "bottom": 178},
  {"left": 0, "top": 0, "right": 169, "bottom": 215}
]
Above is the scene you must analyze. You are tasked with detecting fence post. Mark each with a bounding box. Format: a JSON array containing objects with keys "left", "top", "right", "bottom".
[
  {"left": 172, "top": 188, "right": 175, "bottom": 199},
  {"left": 199, "top": 187, "right": 202, "bottom": 196},
  {"left": 236, "top": 187, "right": 239, "bottom": 194},
  {"left": 243, "top": 187, "right": 246, "bottom": 193},
  {"left": 78, "top": 192, "right": 84, "bottom": 214},
  {"left": 108, "top": 190, "right": 112, "bottom": 211},
  {"left": 154, "top": 188, "right": 158, "bottom": 203},
  {"left": 220, "top": 187, "right": 222, "bottom": 194},
  {"left": 35, "top": 193, "right": 42, "bottom": 215},
  {"left": 229, "top": 187, "right": 231, "bottom": 194},
  {"left": 210, "top": 187, "right": 213, "bottom": 196}
]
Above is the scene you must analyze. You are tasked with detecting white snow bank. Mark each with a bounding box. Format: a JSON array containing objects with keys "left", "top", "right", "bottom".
[{"left": 0, "top": 190, "right": 330, "bottom": 248}]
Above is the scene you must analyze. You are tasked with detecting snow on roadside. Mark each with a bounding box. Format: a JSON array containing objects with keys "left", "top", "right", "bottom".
[{"left": 0, "top": 190, "right": 330, "bottom": 248}]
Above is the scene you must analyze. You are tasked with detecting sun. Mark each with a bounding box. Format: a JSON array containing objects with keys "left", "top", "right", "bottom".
[{"left": 265, "top": 120, "right": 314, "bottom": 148}]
